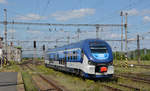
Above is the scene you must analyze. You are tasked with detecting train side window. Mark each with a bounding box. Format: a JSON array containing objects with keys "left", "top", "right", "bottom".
[
  {"left": 64, "top": 52, "right": 67, "bottom": 61},
  {"left": 81, "top": 50, "right": 84, "bottom": 57},
  {"left": 72, "top": 51, "right": 73, "bottom": 61},
  {"left": 73, "top": 51, "right": 75, "bottom": 60},
  {"left": 69, "top": 52, "right": 71, "bottom": 61},
  {"left": 73, "top": 51, "right": 75, "bottom": 54},
  {"left": 71, "top": 55, "right": 72, "bottom": 61},
  {"left": 68, "top": 53, "right": 70, "bottom": 61},
  {"left": 68, "top": 55, "right": 70, "bottom": 61},
  {"left": 56, "top": 54, "right": 59, "bottom": 60},
  {"left": 64, "top": 56, "right": 66, "bottom": 61},
  {"left": 75, "top": 51, "right": 77, "bottom": 60},
  {"left": 66, "top": 52, "right": 69, "bottom": 61},
  {"left": 53, "top": 54, "right": 55, "bottom": 61},
  {"left": 66, "top": 52, "right": 68, "bottom": 61},
  {"left": 49, "top": 54, "right": 51, "bottom": 61}
]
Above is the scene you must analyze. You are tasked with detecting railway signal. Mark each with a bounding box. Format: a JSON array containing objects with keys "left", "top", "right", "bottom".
[
  {"left": 43, "top": 45, "right": 45, "bottom": 51},
  {"left": 33, "top": 40, "right": 36, "bottom": 48},
  {"left": 33, "top": 40, "right": 36, "bottom": 64}
]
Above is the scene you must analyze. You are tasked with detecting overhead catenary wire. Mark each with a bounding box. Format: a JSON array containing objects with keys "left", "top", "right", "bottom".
[
  {"left": 89, "top": 0, "right": 143, "bottom": 24},
  {"left": 0, "top": 21, "right": 124, "bottom": 27}
]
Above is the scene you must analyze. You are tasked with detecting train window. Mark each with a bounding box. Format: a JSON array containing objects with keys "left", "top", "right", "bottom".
[
  {"left": 73, "top": 51, "right": 75, "bottom": 54},
  {"left": 81, "top": 50, "right": 84, "bottom": 58},
  {"left": 75, "top": 51, "right": 77, "bottom": 60},
  {"left": 55, "top": 54, "right": 57, "bottom": 61},
  {"left": 69, "top": 52, "right": 72, "bottom": 61},
  {"left": 53, "top": 54, "right": 55, "bottom": 60},
  {"left": 57, "top": 54, "right": 59, "bottom": 60},
  {"left": 75, "top": 55, "right": 77, "bottom": 60},
  {"left": 71, "top": 56, "right": 72, "bottom": 60},
  {"left": 90, "top": 45, "right": 108, "bottom": 54},
  {"left": 64, "top": 52, "right": 67, "bottom": 61},
  {"left": 90, "top": 42, "right": 108, "bottom": 54},
  {"left": 74, "top": 55, "right": 76, "bottom": 60},
  {"left": 68, "top": 55, "right": 70, "bottom": 61}
]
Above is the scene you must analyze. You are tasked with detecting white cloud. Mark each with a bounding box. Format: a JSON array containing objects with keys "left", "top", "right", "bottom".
[
  {"left": 110, "top": 34, "right": 120, "bottom": 38},
  {"left": 124, "top": 9, "right": 139, "bottom": 16},
  {"left": 143, "top": 16, "right": 150, "bottom": 22},
  {"left": 123, "top": 9, "right": 150, "bottom": 16},
  {"left": 51, "top": 8, "right": 95, "bottom": 21},
  {"left": 15, "top": 13, "right": 46, "bottom": 20},
  {"left": 0, "top": 0, "right": 7, "bottom": 4},
  {"left": 27, "top": 30, "right": 41, "bottom": 34},
  {"left": 8, "top": 29, "right": 16, "bottom": 33},
  {"left": 141, "top": 9, "right": 150, "bottom": 15}
]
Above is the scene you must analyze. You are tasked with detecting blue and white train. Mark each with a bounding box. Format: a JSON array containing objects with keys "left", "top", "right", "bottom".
[{"left": 45, "top": 39, "right": 114, "bottom": 78}]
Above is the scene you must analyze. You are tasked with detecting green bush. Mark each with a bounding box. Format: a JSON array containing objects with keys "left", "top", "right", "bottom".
[{"left": 113, "top": 49, "right": 150, "bottom": 61}]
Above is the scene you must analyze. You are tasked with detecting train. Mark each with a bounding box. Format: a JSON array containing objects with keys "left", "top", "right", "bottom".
[{"left": 45, "top": 39, "right": 114, "bottom": 78}]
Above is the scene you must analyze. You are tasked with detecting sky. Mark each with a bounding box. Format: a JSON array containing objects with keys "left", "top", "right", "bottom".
[{"left": 0, "top": 0, "right": 150, "bottom": 53}]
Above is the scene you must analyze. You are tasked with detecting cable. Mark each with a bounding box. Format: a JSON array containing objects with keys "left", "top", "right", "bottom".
[
  {"left": 40, "top": 0, "right": 51, "bottom": 18},
  {"left": 89, "top": 0, "right": 143, "bottom": 24}
]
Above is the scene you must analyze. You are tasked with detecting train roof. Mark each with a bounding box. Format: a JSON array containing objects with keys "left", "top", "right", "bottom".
[{"left": 47, "top": 39, "right": 107, "bottom": 52}]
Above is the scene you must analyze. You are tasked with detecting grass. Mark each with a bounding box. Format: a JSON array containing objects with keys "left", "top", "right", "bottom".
[
  {"left": 113, "top": 60, "right": 150, "bottom": 91},
  {"left": 118, "top": 77, "right": 150, "bottom": 91},
  {"left": 0, "top": 62, "right": 20, "bottom": 72},
  {"left": 114, "top": 60, "right": 150, "bottom": 74},
  {"left": 36, "top": 62, "right": 150, "bottom": 91},
  {"left": 36, "top": 65, "right": 112, "bottom": 91},
  {"left": 0, "top": 61, "right": 38, "bottom": 91},
  {"left": 1, "top": 60, "right": 150, "bottom": 91},
  {"left": 114, "top": 60, "right": 150, "bottom": 66},
  {"left": 22, "top": 71, "right": 37, "bottom": 91}
]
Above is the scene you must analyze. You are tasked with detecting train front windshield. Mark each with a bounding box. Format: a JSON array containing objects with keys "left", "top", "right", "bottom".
[
  {"left": 89, "top": 42, "right": 109, "bottom": 60},
  {"left": 90, "top": 46, "right": 108, "bottom": 53}
]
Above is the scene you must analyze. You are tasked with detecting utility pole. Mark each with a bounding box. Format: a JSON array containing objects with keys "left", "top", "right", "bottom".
[
  {"left": 96, "top": 26, "right": 99, "bottom": 39},
  {"left": 77, "top": 28, "right": 81, "bottom": 41},
  {"left": 11, "top": 20, "right": 15, "bottom": 44},
  {"left": 125, "top": 12, "right": 128, "bottom": 61},
  {"left": 11, "top": 20, "right": 14, "bottom": 61},
  {"left": 120, "top": 11, "right": 124, "bottom": 61},
  {"left": 17, "top": 40, "right": 20, "bottom": 46},
  {"left": 67, "top": 36, "right": 70, "bottom": 44},
  {"left": 55, "top": 39, "right": 58, "bottom": 47},
  {"left": 120, "top": 11, "right": 124, "bottom": 52},
  {"left": 137, "top": 34, "right": 140, "bottom": 63},
  {"left": 4, "top": 9, "right": 8, "bottom": 59}
]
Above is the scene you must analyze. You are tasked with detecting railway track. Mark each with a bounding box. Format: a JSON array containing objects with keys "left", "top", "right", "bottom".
[
  {"left": 117, "top": 83, "right": 140, "bottom": 91},
  {"left": 25, "top": 64, "right": 67, "bottom": 91},
  {"left": 97, "top": 79, "right": 140, "bottom": 91},
  {"left": 19, "top": 60, "right": 68, "bottom": 91},
  {"left": 99, "top": 83, "right": 123, "bottom": 91},
  {"left": 114, "top": 74, "right": 150, "bottom": 84},
  {"left": 21, "top": 61, "right": 123, "bottom": 91},
  {"left": 134, "top": 64, "right": 150, "bottom": 69},
  {"left": 19, "top": 60, "right": 147, "bottom": 91},
  {"left": 114, "top": 64, "right": 150, "bottom": 69}
]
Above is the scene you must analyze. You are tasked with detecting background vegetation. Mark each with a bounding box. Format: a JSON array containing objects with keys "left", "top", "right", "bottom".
[{"left": 113, "top": 49, "right": 150, "bottom": 61}]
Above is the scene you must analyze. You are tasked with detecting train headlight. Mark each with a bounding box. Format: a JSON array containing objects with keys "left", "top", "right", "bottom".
[
  {"left": 88, "top": 60, "right": 95, "bottom": 65},
  {"left": 108, "top": 62, "right": 113, "bottom": 65}
]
